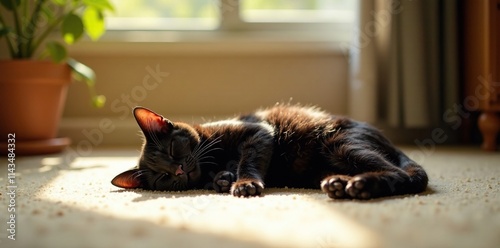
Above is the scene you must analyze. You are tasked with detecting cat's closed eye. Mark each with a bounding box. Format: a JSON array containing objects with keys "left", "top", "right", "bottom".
[{"left": 170, "top": 139, "right": 190, "bottom": 160}]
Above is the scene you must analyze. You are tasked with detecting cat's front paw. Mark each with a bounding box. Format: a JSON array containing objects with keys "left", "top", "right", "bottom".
[
  {"left": 213, "top": 171, "right": 236, "bottom": 193},
  {"left": 321, "top": 175, "right": 351, "bottom": 199},
  {"left": 231, "top": 179, "right": 264, "bottom": 197}
]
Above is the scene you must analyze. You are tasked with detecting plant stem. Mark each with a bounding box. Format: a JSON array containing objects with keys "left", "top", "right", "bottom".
[
  {"left": 30, "top": 13, "right": 65, "bottom": 58},
  {"left": 31, "top": 3, "right": 84, "bottom": 57},
  {"left": 26, "top": 0, "right": 48, "bottom": 57},
  {"left": 23, "top": 0, "right": 29, "bottom": 21},
  {"left": 0, "top": 13, "right": 16, "bottom": 58},
  {"left": 9, "top": 0, "right": 24, "bottom": 57}
]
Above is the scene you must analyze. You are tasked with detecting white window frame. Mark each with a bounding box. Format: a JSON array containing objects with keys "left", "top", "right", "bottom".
[{"left": 71, "top": 0, "right": 355, "bottom": 56}]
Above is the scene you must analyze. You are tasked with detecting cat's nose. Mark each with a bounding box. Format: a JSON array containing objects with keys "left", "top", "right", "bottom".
[{"left": 175, "top": 165, "right": 184, "bottom": 176}]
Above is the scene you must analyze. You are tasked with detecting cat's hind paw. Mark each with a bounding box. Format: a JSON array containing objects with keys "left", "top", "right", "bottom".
[
  {"left": 213, "top": 171, "right": 236, "bottom": 193},
  {"left": 322, "top": 174, "right": 383, "bottom": 200},
  {"left": 231, "top": 179, "right": 264, "bottom": 197},
  {"left": 321, "top": 175, "right": 351, "bottom": 199},
  {"left": 346, "top": 175, "right": 378, "bottom": 200}
]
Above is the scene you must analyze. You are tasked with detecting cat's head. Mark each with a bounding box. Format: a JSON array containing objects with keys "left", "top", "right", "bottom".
[{"left": 111, "top": 107, "right": 202, "bottom": 191}]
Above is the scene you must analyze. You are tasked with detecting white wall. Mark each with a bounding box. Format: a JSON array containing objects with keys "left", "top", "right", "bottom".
[{"left": 57, "top": 41, "right": 349, "bottom": 146}]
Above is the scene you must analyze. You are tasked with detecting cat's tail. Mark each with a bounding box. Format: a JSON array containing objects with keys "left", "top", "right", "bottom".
[{"left": 396, "top": 153, "right": 429, "bottom": 195}]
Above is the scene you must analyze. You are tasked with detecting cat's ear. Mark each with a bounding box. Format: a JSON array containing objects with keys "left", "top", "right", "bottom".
[
  {"left": 111, "top": 169, "right": 144, "bottom": 189},
  {"left": 133, "top": 107, "right": 173, "bottom": 134}
]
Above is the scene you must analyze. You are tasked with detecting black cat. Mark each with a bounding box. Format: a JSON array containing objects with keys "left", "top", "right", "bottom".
[{"left": 112, "top": 104, "right": 428, "bottom": 200}]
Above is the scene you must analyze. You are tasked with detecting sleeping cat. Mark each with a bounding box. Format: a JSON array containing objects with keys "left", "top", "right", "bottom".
[{"left": 112, "top": 104, "right": 428, "bottom": 200}]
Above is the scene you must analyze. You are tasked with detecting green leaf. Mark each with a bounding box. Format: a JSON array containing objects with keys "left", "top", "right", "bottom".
[
  {"left": 83, "top": 0, "right": 114, "bottom": 11},
  {"left": 46, "top": 41, "right": 67, "bottom": 63},
  {"left": 0, "top": 0, "right": 21, "bottom": 10},
  {"left": 62, "top": 13, "right": 84, "bottom": 44},
  {"left": 67, "top": 58, "right": 96, "bottom": 85},
  {"left": 92, "top": 95, "right": 106, "bottom": 108},
  {"left": 83, "top": 6, "right": 105, "bottom": 40},
  {"left": 67, "top": 58, "right": 105, "bottom": 108}
]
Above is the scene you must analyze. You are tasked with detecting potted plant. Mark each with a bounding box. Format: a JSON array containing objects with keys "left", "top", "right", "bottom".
[{"left": 0, "top": 0, "right": 113, "bottom": 155}]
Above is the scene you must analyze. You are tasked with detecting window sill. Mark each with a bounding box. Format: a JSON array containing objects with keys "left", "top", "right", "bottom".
[{"left": 68, "top": 29, "right": 352, "bottom": 56}]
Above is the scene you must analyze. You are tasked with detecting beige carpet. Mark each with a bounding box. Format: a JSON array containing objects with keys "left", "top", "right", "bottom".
[{"left": 1, "top": 146, "right": 499, "bottom": 248}]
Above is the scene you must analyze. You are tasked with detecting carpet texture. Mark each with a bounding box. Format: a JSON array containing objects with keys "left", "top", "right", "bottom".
[{"left": 0, "top": 146, "right": 499, "bottom": 248}]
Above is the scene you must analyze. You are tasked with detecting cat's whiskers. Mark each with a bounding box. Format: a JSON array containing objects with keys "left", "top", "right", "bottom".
[
  {"left": 193, "top": 139, "right": 223, "bottom": 159},
  {"left": 195, "top": 155, "right": 218, "bottom": 166},
  {"left": 131, "top": 169, "right": 148, "bottom": 179},
  {"left": 193, "top": 135, "right": 222, "bottom": 155},
  {"left": 190, "top": 135, "right": 222, "bottom": 159},
  {"left": 198, "top": 161, "right": 219, "bottom": 167},
  {"left": 189, "top": 148, "right": 222, "bottom": 171},
  {"left": 185, "top": 135, "right": 223, "bottom": 171},
  {"left": 172, "top": 181, "right": 185, "bottom": 191},
  {"left": 153, "top": 173, "right": 166, "bottom": 187},
  {"left": 198, "top": 155, "right": 215, "bottom": 161},
  {"left": 194, "top": 146, "right": 222, "bottom": 160}
]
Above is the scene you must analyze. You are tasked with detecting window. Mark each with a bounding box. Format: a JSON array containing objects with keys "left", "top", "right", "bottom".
[
  {"left": 107, "top": 0, "right": 219, "bottom": 30},
  {"left": 241, "top": 0, "right": 356, "bottom": 23},
  {"left": 107, "top": 0, "right": 356, "bottom": 31}
]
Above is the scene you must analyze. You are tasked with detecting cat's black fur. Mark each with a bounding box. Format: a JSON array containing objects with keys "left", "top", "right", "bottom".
[{"left": 112, "top": 104, "right": 428, "bottom": 200}]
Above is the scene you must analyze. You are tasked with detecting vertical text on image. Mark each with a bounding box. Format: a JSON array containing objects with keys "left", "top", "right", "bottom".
[{"left": 6, "top": 133, "right": 17, "bottom": 241}]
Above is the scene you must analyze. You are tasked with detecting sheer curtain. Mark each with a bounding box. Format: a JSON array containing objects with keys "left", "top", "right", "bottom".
[{"left": 348, "top": 0, "right": 458, "bottom": 128}]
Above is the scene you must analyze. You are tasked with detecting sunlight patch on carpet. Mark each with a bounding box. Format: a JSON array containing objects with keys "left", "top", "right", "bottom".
[{"left": 35, "top": 155, "right": 381, "bottom": 248}]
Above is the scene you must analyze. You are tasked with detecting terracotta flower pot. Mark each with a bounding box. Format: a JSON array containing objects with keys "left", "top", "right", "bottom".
[{"left": 0, "top": 60, "right": 71, "bottom": 155}]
